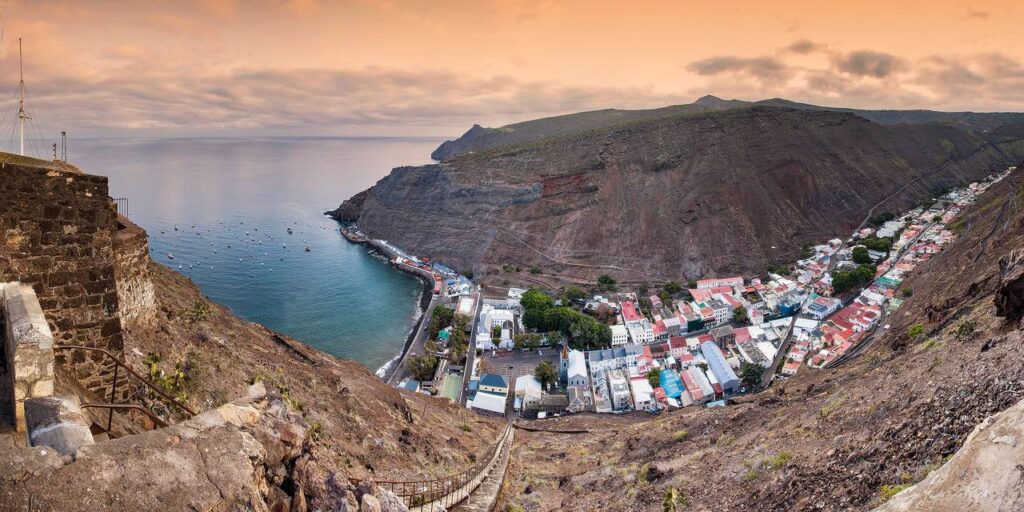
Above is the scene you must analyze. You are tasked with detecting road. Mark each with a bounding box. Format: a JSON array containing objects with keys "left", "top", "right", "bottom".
[
  {"left": 387, "top": 290, "right": 441, "bottom": 386},
  {"left": 459, "top": 289, "right": 483, "bottom": 405},
  {"left": 761, "top": 315, "right": 797, "bottom": 387}
]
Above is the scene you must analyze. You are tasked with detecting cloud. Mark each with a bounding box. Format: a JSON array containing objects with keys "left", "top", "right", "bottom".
[
  {"left": 784, "top": 39, "right": 825, "bottom": 55},
  {"left": 831, "top": 50, "right": 906, "bottom": 78},
  {"left": 686, "top": 56, "right": 792, "bottom": 86}
]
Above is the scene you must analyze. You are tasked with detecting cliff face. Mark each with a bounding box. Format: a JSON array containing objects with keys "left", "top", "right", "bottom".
[
  {"left": 498, "top": 169, "right": 1024, "bottom": 511},
  {"left": 337, "top": 106, "right": 1024, "bottom": 283}
]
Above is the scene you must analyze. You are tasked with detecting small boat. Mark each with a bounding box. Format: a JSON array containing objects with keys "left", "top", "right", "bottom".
[
  {"left": 305, "top": 246, "right": 311, "bottom": 252},
  {"left": 287, "top": 228, "right": 293, "bottom": 235},
  {"left": 167, "top": 253, "right": 175, "bottom": 260}
]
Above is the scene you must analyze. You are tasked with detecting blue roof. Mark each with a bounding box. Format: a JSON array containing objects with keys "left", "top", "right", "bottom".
[
  {"left": 659, "top": 370, "right": 683, "bottom": 399},
  {"left": 479, "top": 373, "right": 507, "bottom": 388}
]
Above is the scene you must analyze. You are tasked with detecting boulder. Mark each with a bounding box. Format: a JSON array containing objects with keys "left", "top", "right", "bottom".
[{"left": 995, "top": 249, "right": 1024, "bottom": 324}]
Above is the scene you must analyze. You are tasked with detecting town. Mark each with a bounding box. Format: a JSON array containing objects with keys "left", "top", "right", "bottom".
[{"left": 344, "top": 167, "right": 1014, "bottom": 419}]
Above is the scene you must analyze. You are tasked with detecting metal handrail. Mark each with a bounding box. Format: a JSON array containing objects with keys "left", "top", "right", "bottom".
[
  {"left": 358, "top": 422, "right": 514, "bottom": 511},
  {"left": 80, "top": 403, "right": 169, "bottom": 429},
  {"left": 53, "top": 344, "right": 197, "bottom": 423}
]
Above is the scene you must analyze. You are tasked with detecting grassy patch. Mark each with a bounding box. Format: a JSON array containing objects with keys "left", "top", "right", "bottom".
[
  {"left": 672, "top": 430, "right": 689, "bottom": 443},
  {"left": 743, "top": 469, "right": 759, "bottom": 482},
  {"left": 763, "top": 450, "right": 794, "bottom": 469},
  {"left": 879, "top": 483, "right": 911, "bottom": 502},
  {"left": 819, "top": 394, "right": 847, "bottom": 420}
]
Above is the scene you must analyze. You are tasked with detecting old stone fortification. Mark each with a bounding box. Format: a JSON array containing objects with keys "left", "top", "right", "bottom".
[
  {"left": 0, "top": 159, "right": 123, "bottom": 396},
  {"left": 112, "top": 216, "right": 157, "bottom": 332}
]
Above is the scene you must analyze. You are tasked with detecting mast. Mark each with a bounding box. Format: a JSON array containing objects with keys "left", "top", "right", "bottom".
[{"left": 17, "top": 38, "right": 30, "bottom": 156}]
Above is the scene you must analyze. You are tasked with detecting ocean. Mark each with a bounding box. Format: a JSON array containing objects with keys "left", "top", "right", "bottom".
[{"left": 70, "top": 136, "right": 443, "bottom": 372}]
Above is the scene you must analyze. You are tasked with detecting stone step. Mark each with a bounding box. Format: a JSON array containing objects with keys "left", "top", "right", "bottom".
[{"left": 452, "top": 429, "right": 514, "bottom": 512}]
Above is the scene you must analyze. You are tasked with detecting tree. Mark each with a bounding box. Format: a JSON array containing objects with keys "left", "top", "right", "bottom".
[
  {"left": 658, "top": 290, "right": 672, "bottom": 305},
  {"left": 740, "top": 362, "right": 763, "bottom": 388},
  {"left": 520, "top": 289, "right": 555, "bottom": 313},
  {"left": 491, "top": 324, "right": 502, "bottom": 339},
  {"left": 663, "top": 281, "right": 683, "bottom": 296},
  {"left": 407, "top": 355, "right": 437, "bottom": 382},
  {"left": 596, "top": 274, "right": 618, "bottom": 292},
  {"left": 733, "top": 306, "right": 749, "bottom": 324},
  {"left": 428, "top": 305, "right": 454, "bottom": 338},
  {"left": 561, "top": 286, "right": 586, "bottom": 304},
  {"left": 852, "top": 246, "right": 872, "bottom": 265},
  {"left": 647, "top": 368, "right": 661, "bottom": 388},
  {"left": 534, "top": 361, "right": 557, "bottom": 390}
]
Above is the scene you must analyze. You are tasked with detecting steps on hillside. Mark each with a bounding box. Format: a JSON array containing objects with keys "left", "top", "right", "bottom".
[{"left": 452, "top": 428, "right": 514, "bottom": 512}]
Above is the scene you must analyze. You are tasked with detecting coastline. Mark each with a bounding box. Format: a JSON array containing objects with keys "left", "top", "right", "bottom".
[{"left": 330, "top": 221, "right": 437, "bottom": 382}]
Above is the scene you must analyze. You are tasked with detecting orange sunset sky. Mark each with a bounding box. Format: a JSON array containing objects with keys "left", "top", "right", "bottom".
[{"left": 0, "top": 0, "right": 1022, "bottom": 137}]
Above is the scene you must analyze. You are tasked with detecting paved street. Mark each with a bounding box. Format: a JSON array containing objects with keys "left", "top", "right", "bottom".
[
  {"left": 458, "top": 289, "right": 483, "bottom": 405},
  {"left": 387, "top": 290, "right": 440, "bottom": 386}
]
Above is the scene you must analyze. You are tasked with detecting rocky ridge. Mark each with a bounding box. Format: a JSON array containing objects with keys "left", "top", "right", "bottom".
[{"left": 334, "top": 105, "right": 1024, "bottom": 283}]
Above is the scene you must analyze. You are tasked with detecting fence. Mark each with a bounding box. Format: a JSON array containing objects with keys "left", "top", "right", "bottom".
[
  {"left": 361, "top": 422, "right": 513, "bottom": 511},
  {"left": 113, "top": 196, "right": 128, "bottom": 218}
]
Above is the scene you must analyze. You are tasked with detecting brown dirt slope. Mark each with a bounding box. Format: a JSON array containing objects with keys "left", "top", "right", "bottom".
[
  {"left": 336, "top": 106, "right": 1024, "bottom": 285},
  {"left": 498, "top": 168, "right": 1024, "bottom": 511},
  {"left": 124, "top": 261, "right": 501, "bottom": 509}
]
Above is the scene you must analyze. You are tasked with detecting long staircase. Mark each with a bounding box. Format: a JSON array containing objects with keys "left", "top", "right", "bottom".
[{"left": 366, "top": 422, "right": 515, "bottom": 512}]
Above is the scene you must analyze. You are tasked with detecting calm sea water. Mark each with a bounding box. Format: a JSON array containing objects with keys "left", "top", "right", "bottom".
[{"left": 70, "top": 136, "right": 443, "bottom": 372}]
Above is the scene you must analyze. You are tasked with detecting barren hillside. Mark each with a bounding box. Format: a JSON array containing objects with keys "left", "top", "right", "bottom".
[{"left": 333, "top": 106, "right": 1024, "bottom": 284}]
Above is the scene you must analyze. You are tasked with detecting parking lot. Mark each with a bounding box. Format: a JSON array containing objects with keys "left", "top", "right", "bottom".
[{"left": 481, "top": 349, "right": 560, "bottom": 415}]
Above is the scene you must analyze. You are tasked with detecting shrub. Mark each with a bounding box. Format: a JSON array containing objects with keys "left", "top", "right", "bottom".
[
  {"left": 672, "top": 430, "right": 688, "bottom": 443},
  {"left": 908, "top": 324, "right": 925, "bottom": 339},
  {"left": 662, "top": 487, "right": 688, "bottom": 511},
  {"left": 530, "top": 266, "right": 542, "bottom": 274},
  {"left": 954, "top": 320, "right": 976, "bottom": 341},
  {"left": 764, "top": 451, "right": 794, "bottom": 469},
  {"left": 182, "top": 300, "right": 210, "bottom": 324},
  {"left": 743, "top": 469, "right": 759, "bottom": 482},
  {"left": 879, "top": 483, "right": 911, "bottom": 502},
  {"left": 819, "top": 394, "right": 847, "bottom": 420}
]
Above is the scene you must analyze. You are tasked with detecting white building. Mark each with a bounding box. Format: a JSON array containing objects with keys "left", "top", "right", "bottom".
[
  {"left": 610, "top": 324, "right": 629, "bottom": 347},
  {"left": 608, "top": 370, "right": 632, "bottom": 411},
  {"left": 567, "top": 349, "right": 588, "bottom": 387},
  {"left": 626, "top": 319, "right": 654, "bottom": 345},
  {"left": 476, "top": 304, "right": 515, "bottom": 350},
  {"left": 514, "top": 375, "right": 542, "bottom": 411},
  {"left": 696, "top": 276, "right": 744, "bottom": 289},
  {"left": 629, "top": 376, "right": 656, "bottom": 411}
]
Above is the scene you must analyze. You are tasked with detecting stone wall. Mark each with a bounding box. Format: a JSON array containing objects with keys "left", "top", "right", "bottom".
[
  {"left": 0, "top": 159, "right": 123, "bottom": 396},
  {"left": 1, "top": 282, "right": 56, "bottom": 433},
  {"left": 113, "top": 216, "right": 156, "bottom": 333}
]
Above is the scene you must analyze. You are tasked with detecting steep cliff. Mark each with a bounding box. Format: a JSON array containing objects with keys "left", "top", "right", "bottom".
[
  {"left": 335, "top": 106, "right": 1024, "bottom": 284},
  {"left": 497, "top": 169, "right": 1024, "bottom": 511}
]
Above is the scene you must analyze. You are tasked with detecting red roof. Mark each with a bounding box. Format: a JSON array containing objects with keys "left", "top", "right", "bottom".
[
  {"left": 669, "top": 336, "right": 687, "bottom": 350},
  {"left": 698, "top": 334, "right": 714, "bottom": 343},
  {"left": 679, "top": 352, "right": 695, "bottom": 362},
  {"left": 621, "top": 301, "right": 642, "bottom": 322},
  {"left": 734, "top": 327, "right": 751, "bottom": 343}
]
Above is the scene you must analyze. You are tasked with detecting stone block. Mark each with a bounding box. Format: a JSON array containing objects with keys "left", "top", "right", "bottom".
[{"left": 24, "top": 395, "right": 95, "bottom": 456}]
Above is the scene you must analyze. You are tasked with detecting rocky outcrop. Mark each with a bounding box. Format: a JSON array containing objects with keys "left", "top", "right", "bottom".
[
  {"left": 995, "top": 249, "right": 1024, "bottom": 325},
  {"left": 873, "top": 397, "right": 1024, "bottom": 512},
  {"left": 0, "top": 383, "right": 314, "bottom": 511},
  {"left": 326, "top": 188, "right": 371, "bottom": 223},
  {"left": 338, "top": 106, "right": 1024, "bottom": 283}
]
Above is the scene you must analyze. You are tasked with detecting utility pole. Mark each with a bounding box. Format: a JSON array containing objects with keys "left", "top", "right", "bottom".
[
  {"left": 61, "top": 131, "right": 67, "bottom": 161},
  {"left": 17, "top": 38, "right": 30, "bottom": 156},
  {"left": 52, "top": 142, "right": 56, "bottom": 160}
]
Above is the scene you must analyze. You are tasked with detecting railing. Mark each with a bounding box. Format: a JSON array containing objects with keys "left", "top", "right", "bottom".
[
  {"left": 357, "top": 422, "right": 514, "bottom": 511},
  {"left": 53, "top": 344, "right": 196, "bottom": 433},
  {"left": 113, "top": 197, "right": 128, "bottom": 218}
]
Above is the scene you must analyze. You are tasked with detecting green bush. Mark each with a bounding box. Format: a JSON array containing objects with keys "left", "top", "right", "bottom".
[
  {"left": 672, "top": 430, "right": 688, "bottom": 443},
  {"left": 908, "top": 324, "right": 925, "bottom": 339}
]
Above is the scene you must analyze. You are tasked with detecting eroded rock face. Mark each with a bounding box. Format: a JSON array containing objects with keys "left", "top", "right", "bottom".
[
  {"left": 995, "top": 249, "right": 1024, "bottom": 325},
  {"left": 873, "top": 396, "right": 1024, "bottom": 512},
  {"left": 0, "top": 385, "right": 315, "bottom": 512}
]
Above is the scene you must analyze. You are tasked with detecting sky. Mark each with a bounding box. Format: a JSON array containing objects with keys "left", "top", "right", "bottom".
[{"left": 0, "top": 0, "right": 1022, "bottom": 142}]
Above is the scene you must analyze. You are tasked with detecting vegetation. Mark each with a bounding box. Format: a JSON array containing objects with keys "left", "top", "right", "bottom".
[
  {"left": 908, "top": 323, "right": 925, "bottom": 339},
  {"left": 763, "top": 450, "right": 794, "bottom": 469},
  {"left": 181, "top": 300, "right": 210, "bottom": 324},
  {"left": 428, "top": 304, "right": 454, "bottom": 339},
  {"left": 407, "top": 354, "right": 437, "bottom": 382},
  {"left": 799, "top": 243, "right": 813, "bottom": 259},
  {"left": 529, "top": 265, "right": 542, "bottom": 274},
  {"left": 596, "top": 274, "right": 618, "bottom": 292},
  {"left": 852, "top": 246, "right": 872, "bottom": 265},
  {"left": 819, "top": 393, "right": 847, "bottom": 420},
  {"left": 662, "top": 487, "right": 689, "bottom": 511},
  {"left": 733, "top": 305, "right": 749, "bottom": 324},
  {"left": 902, "top": 288, "right": 914, "bottom": 298},
  {"left": 663, "top": 280, "right": 683, "bottom": 296},
  {"left": 879, "top": 483, "right": 911, "bottom": 502},
  {"left": 142, "top": 353, "right": 195, "bottom": 408},
  {"left": 521, "top": 289, "right": 611, "bottom": 350},
  {"left": 646, "top": 368, "right": 661, "bottom": 388},
  {"left": 861, "top": 235, "right": 893, "bottom": 252},
  {"left": 954, "top": 320, "right": 977, "bottom": 341},
  {"left": 513, "top": 332, "right": 544, "bottom": 350},
  {"left": 534, "top": 361, "right": 557, "bottom": 389},
  {"left": 765, "top": 263, "right": 790, "bottom": 276},
  {"left": 868, "top": 211, "right": 896, "bottom": 227},
  {"left": 739, "top": 362, "right": 762, "bottom": 388},
  {"left": 672, "top": 430, "right": 688, "bottom": 443},
  {"left": 561, "top": 285, "right": 586, "bottom": 304},
  {"left": 832, "top": 264, "right": 876, "bottom": 294}
]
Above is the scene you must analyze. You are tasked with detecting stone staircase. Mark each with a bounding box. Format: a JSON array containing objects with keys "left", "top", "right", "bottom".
[{"left": 451, "top": 426, "right": 514, "bottom": 512}]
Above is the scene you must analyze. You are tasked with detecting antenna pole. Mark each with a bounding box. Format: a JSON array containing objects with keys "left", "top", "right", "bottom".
[
  {"left": 61, "top": 131, "right": 66, "bottom": 161},
  {"left": 17, "top": 38, "right": 29, "bottom": 156}
]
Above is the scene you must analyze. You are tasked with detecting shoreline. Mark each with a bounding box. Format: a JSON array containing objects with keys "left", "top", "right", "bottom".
[{"left": 331, "top": 221, "right": 437, "bottom": 382}]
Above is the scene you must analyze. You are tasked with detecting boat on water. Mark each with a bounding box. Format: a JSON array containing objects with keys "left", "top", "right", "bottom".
[
  {"left": 305, "top": 246, "right": 311, "bottom": 252},
  {"left": 287, "top": 227, "right": 293, "bottom": 234},
  {"left": 168, "top": 253, "right": 175, "bottom": 260}
]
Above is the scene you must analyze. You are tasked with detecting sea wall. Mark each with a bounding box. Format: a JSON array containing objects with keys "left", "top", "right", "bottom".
[{"left": 0, "top": 159, "right": 124, "bottom": 396}]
